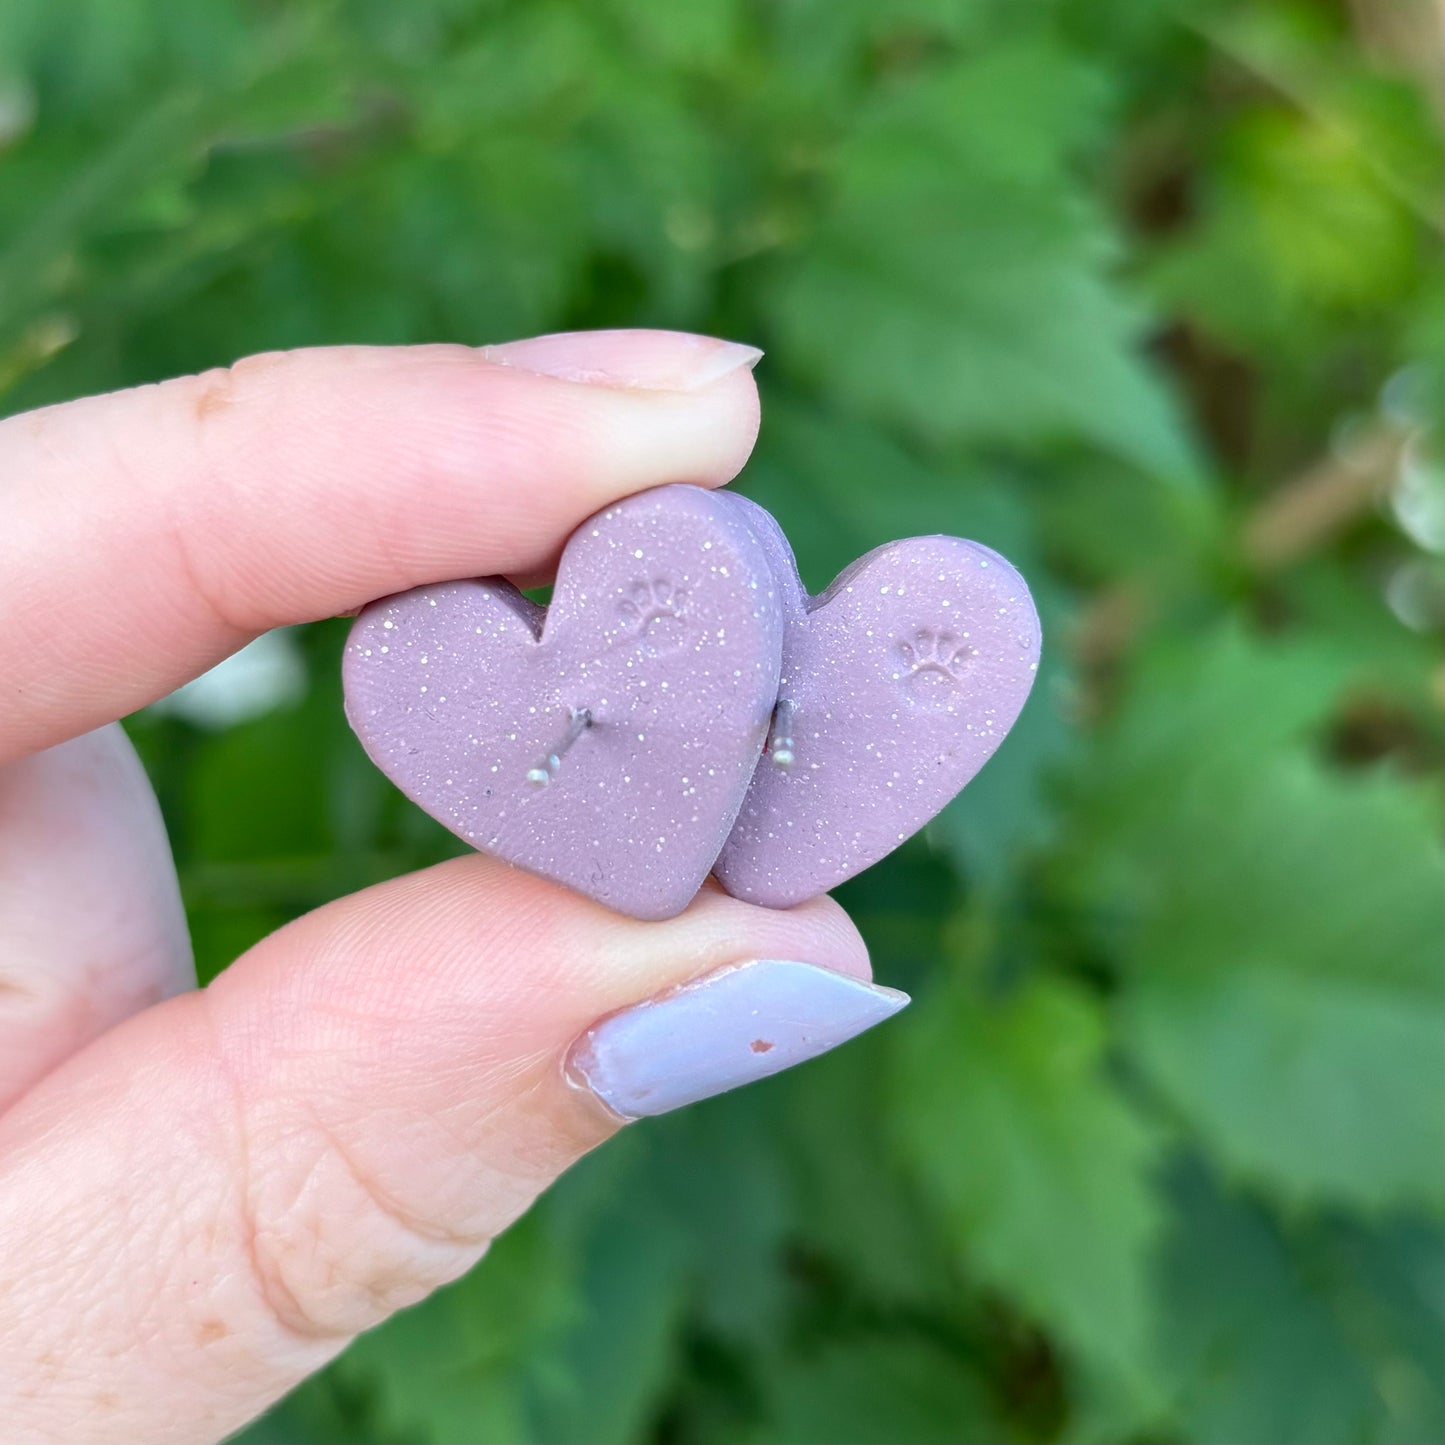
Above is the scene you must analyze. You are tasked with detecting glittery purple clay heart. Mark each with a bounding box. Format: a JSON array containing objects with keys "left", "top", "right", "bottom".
[
  {"left": 342, "top": 485, "right": 784, "bottom": 921},
  {"left": 713, "top": 494, "right": 1040, "bottom": 909}
]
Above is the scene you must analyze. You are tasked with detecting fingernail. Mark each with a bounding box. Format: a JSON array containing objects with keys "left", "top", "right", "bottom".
[
  {"left": 567, "top": 960, "right": 909, "bottom": 1119},
  {"left": 479, "top": 329, "right": 763, "bottom": 392}
]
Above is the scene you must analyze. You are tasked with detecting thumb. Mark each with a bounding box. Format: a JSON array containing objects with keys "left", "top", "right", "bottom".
[{"left": 0, "top": 857, "right": 901, "bottom": 1445}]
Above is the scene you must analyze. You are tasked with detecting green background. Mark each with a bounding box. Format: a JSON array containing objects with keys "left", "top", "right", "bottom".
[{"left": 2, "top": 1, "right": 1441, "bottom": 1441}]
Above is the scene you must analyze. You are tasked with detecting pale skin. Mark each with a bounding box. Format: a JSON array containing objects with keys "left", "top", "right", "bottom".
[{"left": 0, "top": 330, "right": 871, "bottom": 1445}]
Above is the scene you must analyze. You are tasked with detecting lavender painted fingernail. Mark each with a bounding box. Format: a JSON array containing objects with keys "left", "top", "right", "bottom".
[{"left": 567, "top": 960, "right": 909, "bottom": 1119}]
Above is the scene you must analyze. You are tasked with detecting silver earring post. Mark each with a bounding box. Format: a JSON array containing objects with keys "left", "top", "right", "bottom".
[
  {"left": 767, "top": 698, "right": 796, "bottom": 770},
  {"left": 527, "top": 707, "right": 594, "bottom": 787}
]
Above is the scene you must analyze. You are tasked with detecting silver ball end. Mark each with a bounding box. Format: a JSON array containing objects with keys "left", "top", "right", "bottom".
[{"left": 525, "top": 768, "right": 552, "bottom": 788}]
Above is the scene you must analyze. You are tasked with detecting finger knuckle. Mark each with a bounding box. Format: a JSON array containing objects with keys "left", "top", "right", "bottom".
[{"left": 237, "top": 1111, "right": 487, "bottom": 1340}]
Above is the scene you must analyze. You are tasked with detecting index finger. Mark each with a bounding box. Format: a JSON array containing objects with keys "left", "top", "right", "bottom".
[{"left": 0, "top": 330, "right": 763, "bottom": 765}]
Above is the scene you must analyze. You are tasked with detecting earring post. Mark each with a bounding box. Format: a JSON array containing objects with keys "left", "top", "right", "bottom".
[
  {"left": 768, "top": 698, "right": 796, "bottom": 770},
  {"left": 527, "top": 707, "right": 594, "bottom": 787}
]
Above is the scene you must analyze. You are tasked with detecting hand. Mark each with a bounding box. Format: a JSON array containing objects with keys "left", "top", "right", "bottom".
[{"left": 0, "top": 332, "right": 890, "bottom": 1445}]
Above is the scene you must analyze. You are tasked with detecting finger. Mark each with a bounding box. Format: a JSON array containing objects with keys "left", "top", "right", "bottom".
[
  {"left": 0, "top": 330, "right": 763, "bottom": 765},
  {"left": 0, "top": 858, "right": 897, "bottom": 1445},
  {"left": 0, "top": 725, "right": 192, "bottom": 1113}
]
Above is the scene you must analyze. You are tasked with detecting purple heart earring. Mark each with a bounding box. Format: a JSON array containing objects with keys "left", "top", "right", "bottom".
[
  {"left": 342, "top": 485, "right": 784, "bottom": 920},
  {"left": 713, "top": 493, "right": 1040, "bottom": 909}
]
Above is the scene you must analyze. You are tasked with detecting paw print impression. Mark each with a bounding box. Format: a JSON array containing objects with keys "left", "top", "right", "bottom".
[
  {"left": 618, "top": 578, "right": 690, "bottom": 656},
  {"left": 896, "top": 628, "right": 975, "bottom": 707}
]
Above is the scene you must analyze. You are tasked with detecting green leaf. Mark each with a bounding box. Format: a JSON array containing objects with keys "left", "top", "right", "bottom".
[
  {"left": 603, "top": 0, "right": 743, "bottom": 71},
  {"left": 1129, "top": 964, "right": 1444, "bottom": 1214},
  {"left": 745, "top": 1335, "right": 1007, "bottom": 1445},
  {"left": 1084, "top": 620, "right": 1356, "bottom": 799},
  {"left": 638, "top": 1086, "right": 801, "bottom": 1346},
  {"left": 1146, "top": 11, "right": 1442, "bottom": 381},
  {"left": 770, "top": 41, "right": 1200, "bottom": 481},
  {"left": 744, "top": 399, "right": 1042, "bottom": 588},
  {"left": 1150, "top": 1166, "right": 1381, "bottom": 1445},
  {"left": 1149, "top": 1166, "right": 1445, "bottom": 1445},
  {"left": 782, "top": 1035, "right": 960, "bottom": 1310},
  {"left": 186, "top": 701, "right": 330, "bottom": 862},
  {"left": 1076, "top": 623, "right": 1445, "bottom": 1211},
  {"left": 890, "top": 977, "right": 1165, "bottom": 1385},
  {"left": 1317, "top": 1216, "right": 1445, "bottom": 1445},
  {"left": 526, "top": 1169, "right": 692, "bottom": 1444}
]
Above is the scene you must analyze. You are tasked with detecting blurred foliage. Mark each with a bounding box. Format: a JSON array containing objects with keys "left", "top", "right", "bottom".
[{"left": 2, "top": 0, "right": 1442, "bottom": 1441}]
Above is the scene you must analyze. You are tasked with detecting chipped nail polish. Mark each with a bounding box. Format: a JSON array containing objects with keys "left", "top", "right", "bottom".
[{"left": 567, "top": 959, "right": 908, "bottom": 1118}]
